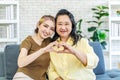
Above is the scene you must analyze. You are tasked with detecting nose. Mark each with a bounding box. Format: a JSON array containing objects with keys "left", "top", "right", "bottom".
[
  {"left": 60, "top": 25, "right": 66, "bottom": 30},
  {"left": 46, "top": 28, "right": 51, "bottom": 35},
  {"left": 46, "top": 28, "right": 52, "bottom": 35}
]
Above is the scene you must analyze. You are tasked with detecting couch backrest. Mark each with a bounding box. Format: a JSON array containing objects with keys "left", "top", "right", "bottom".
[
  {"left": 4, "top": 42, "right": 105, "bottom": 79},
  {"left": 4, "top": 44, "right": 20, "bottom": 80},
  {"left": 89, "top": 42, "right": 105, "bottom": 75}
]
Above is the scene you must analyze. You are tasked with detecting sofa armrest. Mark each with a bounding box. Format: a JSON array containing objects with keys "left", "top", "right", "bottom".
[
  {"left": 4, "top": 44, "right": 20, "bottom": 80},
  {"left": 0, "top": 52, "right": 5, "bottom": 77},
  {"left": 89, "top": 42, "right": 105, "bottom": 75}
]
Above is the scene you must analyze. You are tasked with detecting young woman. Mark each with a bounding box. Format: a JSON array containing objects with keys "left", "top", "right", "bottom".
[
  {"left": 13, "top": 15, "right": 57, "bottom": 80},
  {"left": 48, "top": 9, "right": 99, "bottom": 80}
]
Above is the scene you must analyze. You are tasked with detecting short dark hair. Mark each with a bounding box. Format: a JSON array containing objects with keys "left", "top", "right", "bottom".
[{"left": 52, "top": 9, "right": 81, "bottom": 45}]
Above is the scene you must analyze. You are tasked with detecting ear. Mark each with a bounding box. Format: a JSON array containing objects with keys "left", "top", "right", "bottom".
[{"left": 37, "top": 25, "right": 40, "bottom": 28}]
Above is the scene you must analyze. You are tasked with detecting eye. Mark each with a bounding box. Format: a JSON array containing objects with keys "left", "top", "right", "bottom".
[
  {"left": 44, "top": 25, "right": 48, "bottom": 28},
  {"left": 58, "top": 23, "right": 62, "bottom": 25},
  {"left": 65, "top": 23, "right": 69, "bottom": 25},
  {"left": 51, "top": 27, "right": 55, "bottom": 31}
]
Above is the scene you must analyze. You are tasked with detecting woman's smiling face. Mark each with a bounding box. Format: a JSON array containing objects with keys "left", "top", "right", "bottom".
[
  {"left": 38, "top": 20, "right": 55, "bottom": 39},
  {"left": 56, "top": 15, "right": 72, "bottom": 40}
]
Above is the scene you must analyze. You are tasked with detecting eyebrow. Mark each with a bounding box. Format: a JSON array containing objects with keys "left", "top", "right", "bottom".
[
  {"left": 44, "top": 23, "right": 54, "bottom": 28},
  {"left": 44, "top": 23, "right": 49, "bottom": 26},
  {"left": 57, "top": 21, "right": 70, "bottom": 23}
]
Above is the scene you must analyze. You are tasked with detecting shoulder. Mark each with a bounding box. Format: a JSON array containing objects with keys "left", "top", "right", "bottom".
[
  {"left": 20, "top": 36, "right": 32, "bottom": 50},
  {"left": 22, "top": 36, "right": 33, "bottom": 43},
  {"left": 78, "top": 37, "right": 89, "bottom": 44},
  {"left": 44, "top": 37, "right": 51, "bottom": 43},
  {"left": 25, "top": 35, "right": 32, "bottom": 41}
]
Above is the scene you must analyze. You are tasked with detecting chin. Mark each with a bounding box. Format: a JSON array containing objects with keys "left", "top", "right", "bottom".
[
  {"left": 61, "top": 35, "right": 68, "bottom": 37},
  {"left": 43, "top": 36, "right": 50, "bottom": 39}
]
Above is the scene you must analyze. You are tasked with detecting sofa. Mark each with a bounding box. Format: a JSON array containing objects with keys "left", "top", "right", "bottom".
[
  {"left": 0, "top": 44, "right": 20, "bottom": 80},
  {"left": 0, "top": 42, "right": 120, "bottom": 80},
  {"left": 89, "top": 42, "right": 120, "bottom": 80},
  {"left": 0, "top": 52, "right": 5, "bottom": 80}
]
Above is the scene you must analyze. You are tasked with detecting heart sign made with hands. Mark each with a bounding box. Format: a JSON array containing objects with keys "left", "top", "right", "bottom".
[
  {"left": 53, "top": 44, "right": 64, "bottom": 52},
  {"left": 53, "top": 42, "right": 71, "bottom": 53}
]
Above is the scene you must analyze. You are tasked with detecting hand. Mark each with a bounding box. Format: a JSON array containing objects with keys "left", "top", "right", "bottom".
[
  {"left": 43, "top": 41, "right": 58, "bottom": 53},
  {"left": 57, "top": 42, "right": 74, "bottom": 54},
  {"left": 55, "top": 77, "right": 63, "bottom": 80}
]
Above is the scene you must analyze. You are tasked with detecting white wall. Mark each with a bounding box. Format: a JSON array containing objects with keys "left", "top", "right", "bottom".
[{"left": 19, "top": 0, "right": 108, "bottom": 41}]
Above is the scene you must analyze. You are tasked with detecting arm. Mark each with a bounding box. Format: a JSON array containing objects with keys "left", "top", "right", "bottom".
[
  {"left": 59, "top": 38, "right": 99, "bottom": 68},
  {"left": 55, "top": 77, "right": 63, "bottom": 80},
  {"left": 75, "top": 38, "right": 99, "bottom": 68},
  {"left": 18, "top": 47, "right": 44, "bottom": 67},
  {"left": 73, "top": 42, "right": 99, "bottom": 68},
  {"left": 71, "top": 47, "right": 87, "bottom": 66},
  {"left": 18, "top": 41, "right": 57, "bottom": 67}
]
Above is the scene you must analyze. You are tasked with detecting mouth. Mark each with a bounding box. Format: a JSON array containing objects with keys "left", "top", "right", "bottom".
[
  {"left": 60, "top": 30, "right": 67, "bottom": 32},
  {"left": 43, "top": 32, "right": 49, "bottom": 37},
  {"left": 60, "top": 30, "right": 67, "bottom": 34}
]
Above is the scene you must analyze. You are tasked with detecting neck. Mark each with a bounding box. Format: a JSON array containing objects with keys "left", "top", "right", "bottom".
[
  {"left": 36, "top": 34, "right": 44, "bottom": 42},
  {"left": 60, "top": 36, "right": 69, "bottom": 42},
  {"left": 33, "top": 34, "right": 44, "bottom": 46}
]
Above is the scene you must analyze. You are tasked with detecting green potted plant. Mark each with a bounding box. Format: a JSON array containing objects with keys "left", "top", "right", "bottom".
[
  {"left": 87, "top": 5, "right": 109, "bottom": 49},
  {"left": 116, "top": 10, "right": 120, "bottom": 16}
]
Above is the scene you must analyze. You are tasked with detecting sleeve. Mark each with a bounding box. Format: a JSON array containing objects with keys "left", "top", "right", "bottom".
[
  {"left": 48, "top": 61, "right": 59, "bottom": 80},
  {"left": 80, "top": 38, "right": 99, "bottom": 69},
  {"left": 20, "top": 36, "right": 31, "bottom": 51}
]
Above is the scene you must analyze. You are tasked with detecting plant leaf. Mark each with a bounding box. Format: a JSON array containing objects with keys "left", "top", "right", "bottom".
[
  {"left": 101, "top": 41, "right": 107, "bottom": 45},
  {"left": 104, "top": 29, "right": 109, "bottom": 32},
  {"left": 94, "top": 12, "right": 101, "bottom": 15},
  {"left": 92, "top": 31, "right": 99, "bottom": 41},
  {"left": 76, "top": 30, "right": 82, "bottom": 34},
  {"left": 91, "top": 8, "right": 98, "bottom": 11},
  {"left": 101, "top": 6, "right": 109, "bottom": 9},
  {"left": 98, "top": 31, "right": 107, "bottom": 40},
  {"left": 78, "top": 19, "right": 83, "bottom": 30},
  {"left": 98, "top": 21, "right": 104, "bottom": 26},
  {"left": 87, "top": 21, "right": 98, "bottom": 24},
  {"left": 88, "top": 27, "right": 96, "bottom": 32},
  {"left": 93, "top": 16, "right": 100, "bottom": 20},
  {"left": 101, "top": 41, "right": 107, "bottom": 49},
  {"left": 101, "top": 12, "right": 109, "bottom": 17},
  {"left": 76, "top": 19, "right": 83, "bottom": 34},
  {"left": 101, "top": 29, "right": 109, "bottom": 32}
]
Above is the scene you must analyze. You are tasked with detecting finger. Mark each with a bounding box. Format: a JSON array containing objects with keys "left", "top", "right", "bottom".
[
  {"left": 50, "top": 41, "right": 58, "bottom": 48},
  {"left": 57, "top": 49, "right": 70, "bottom": 53},
  {"left": 53, "top": 41, "right": 59, "bottom": 46},
  {"left": 64, "top": 49, "right": 70, "bottom": 53},
  {"left": 59, "top": 42, "right": 68, "bottom": 48},
  {"left": 51, "top": 47, "right": 59, "bottom": 52}
]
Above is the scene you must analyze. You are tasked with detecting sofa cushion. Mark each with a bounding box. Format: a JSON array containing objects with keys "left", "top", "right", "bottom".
[
  {"left": 96, "top": 74, "right": 111, "bottom": 80},
  {"left": 4, "top": 44, "right": 20, "bottom": 80},
  {"left": 96, "top": 69, "right": 120, "bottom": 80},
  {"left": 106, "top": 69, "right": 120, "bottom": 78},
  {"left": 89, "top": 42, "right": 105, "bottom": 75}
]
